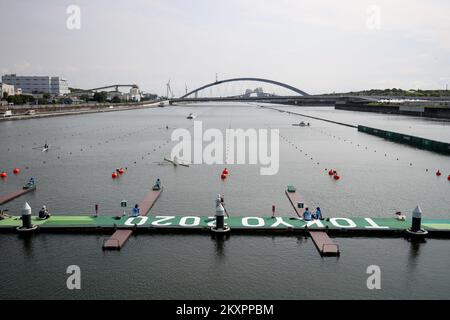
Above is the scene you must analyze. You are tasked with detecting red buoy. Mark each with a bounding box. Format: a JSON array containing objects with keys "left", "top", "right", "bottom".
[
  {"left": 328, "top": 169, "right": 334, "bottom": 176},
  {"left": 0, "top": 172, "right": 7, "bottom": 178},
  {"left": 436, "top": 170, "right": 441, "bottom": 177},
  {"left": 13, "top": 168, "right": 20, "bottom": 174},
  {"left": 220, "top": 173, "right": 227, "bottom": 180},
  {"left": 223, "top": 168, "right": 229, "bottom": 175},
  {"left": 447, "top": 175, "right": 450, "bottom": 181},
  {"left": 112, "top": 172, "right": 118, "bottom": 179},
  {"left": 119, "top": 168, "right": 124, "bottom": 175},
  {"left": 333, "top": 174, "right": 340, "bottom": 180}
]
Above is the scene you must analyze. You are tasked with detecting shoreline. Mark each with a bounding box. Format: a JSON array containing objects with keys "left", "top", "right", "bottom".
[{"left": 0, "top": 102, "right": 164, "bottom": 122}]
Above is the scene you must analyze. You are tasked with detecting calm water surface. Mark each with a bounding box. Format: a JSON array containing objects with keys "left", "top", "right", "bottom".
[{"left": 0, "top": 104, "right": 449, "bottom": 299}]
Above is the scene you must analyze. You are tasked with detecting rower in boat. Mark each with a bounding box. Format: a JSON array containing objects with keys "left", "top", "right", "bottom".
[{"left": 164, "top": 156, "right": 189, "bottom": 167}]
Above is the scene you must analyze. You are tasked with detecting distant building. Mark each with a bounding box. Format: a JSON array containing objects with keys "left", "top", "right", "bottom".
[
  {"left": 1, "top": 74, "right": 70, "bottom": 96},
  {"left": 129, "top": 87, "right": 141, "bottom": 102},
  {"left": 0, "top": 83, "right": 15, "bottom": 97},
  {"left": 107, "top": 91, "right": 124, "bottom": 101},
  {"left": 142, "top": 93, "right": 158, "bottom": 100},
  {"left": 106, "top": 88, "right": 141, "bottom": 102}
]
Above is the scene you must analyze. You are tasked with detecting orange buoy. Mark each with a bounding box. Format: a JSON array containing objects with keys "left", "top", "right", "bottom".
[
  {"left": 436, "top": 170, "right": 441, "bottom": 177},
  {"left": 333, "top": 174, "right": 340, "bottom": 180},
  {"left": 112, "top": 172, "right": 118, "bottom": 179},
  {"left": 0, "top": 172, "right": 7, "bottom": 178},
  {"left": 13, "top": 168, "right": 20, "bottom": 174},
  {"left": 220, "top": 173, "right": 227, "bottom": 180}
]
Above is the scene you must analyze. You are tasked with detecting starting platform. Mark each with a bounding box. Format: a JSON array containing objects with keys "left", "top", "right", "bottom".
[
  {"left": 0, "top": 187, "right": 36, "bottom": 206},
  {"left": 102, "top": 188, "right": 163, "bottom": 250},
  {"left": 1, "top": 215, "right": 449, "bottom": 235},
  {"left": 285, "top": 186, "right": 340, "bottom": 256},
  {"left": 1, "top": 186, "right": 449, "bottom": 255}
]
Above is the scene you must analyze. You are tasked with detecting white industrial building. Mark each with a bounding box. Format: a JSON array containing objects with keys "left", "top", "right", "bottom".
[
  {"left": 106, "top": 87, "right": 141, "bottom": 102},
  {"left": 129, "top": 87, "right": 141, "bottom": 102},
  {"left": 0, "top": 83, "right": 15, "bottom": 97},
  {"left": 1, "top": 74, "right": 70, "bottom": 96}
]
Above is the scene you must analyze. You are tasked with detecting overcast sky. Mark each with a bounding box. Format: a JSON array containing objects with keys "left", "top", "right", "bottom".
[{"left": 1, "top": 0, "right": 449, "bottom": 95}]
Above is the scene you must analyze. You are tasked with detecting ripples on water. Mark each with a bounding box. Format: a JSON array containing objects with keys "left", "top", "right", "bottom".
[{"left": 0, "top": 104, "right": 449, "bottom": 299}]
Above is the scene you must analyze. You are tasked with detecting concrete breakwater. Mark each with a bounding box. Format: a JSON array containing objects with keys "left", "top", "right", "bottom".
[
  {"left": 0, "top": 101, "right": 161, "bottom": 121},
  {"left": 335, "top": 101, "right": 450, "bottom": 120}
]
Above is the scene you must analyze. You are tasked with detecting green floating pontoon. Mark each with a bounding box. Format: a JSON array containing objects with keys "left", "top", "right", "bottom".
[{"left": 1, "top": 215, "right": 450, "bottom": 237}]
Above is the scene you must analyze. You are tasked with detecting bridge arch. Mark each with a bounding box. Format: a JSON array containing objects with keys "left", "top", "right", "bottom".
[{"left": 180, "top": 77, "right": 309, "bottom": 98}]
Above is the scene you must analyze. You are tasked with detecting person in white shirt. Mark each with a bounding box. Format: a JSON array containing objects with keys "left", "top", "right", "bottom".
[{"left": 395, "top": 211, "right": 406, "bottom": 221}]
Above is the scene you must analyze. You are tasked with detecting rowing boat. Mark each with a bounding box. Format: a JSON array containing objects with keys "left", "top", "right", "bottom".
[{"left": 164, "top": 157, "right": 189, "bottom": 167}]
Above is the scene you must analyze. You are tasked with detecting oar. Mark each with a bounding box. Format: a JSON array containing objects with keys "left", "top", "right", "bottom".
[
  {"left": 204, "top": 205, "right": 229, "bottom": 222},
  {"left": 223, "top": 205, "right": 230, "bottom": 218}
]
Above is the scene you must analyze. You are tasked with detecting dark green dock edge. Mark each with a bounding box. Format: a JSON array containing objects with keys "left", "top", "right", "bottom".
[{"left": 358, "top": 125, "right": 450, "bottom": 155}]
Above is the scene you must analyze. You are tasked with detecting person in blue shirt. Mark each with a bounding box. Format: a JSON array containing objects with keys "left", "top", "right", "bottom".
[
  {"left": 131, "top": 204, "right": 140, "bottom": 217},
  {"left": 313, "top": 207, "right": 322, "bottom": 220},
  {"left": 303, "top": 207, "right": 312, "bottom": 221}
]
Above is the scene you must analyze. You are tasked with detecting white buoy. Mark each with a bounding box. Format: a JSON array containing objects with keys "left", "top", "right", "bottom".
[
  {"left": 406, "top": 205, "right": 428, "bottom": 237},
  {"left": 22, "top": 202, "right": 32, "bottom": 229},
  {"left": 411, "top": 205, "right": 422, "bottom": 232},
  {"left": 211, "top": 194, "right": 230, "bottom": 234},
  {"left": 16, "top": 202, "right": 38, "bottom": 233}
]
